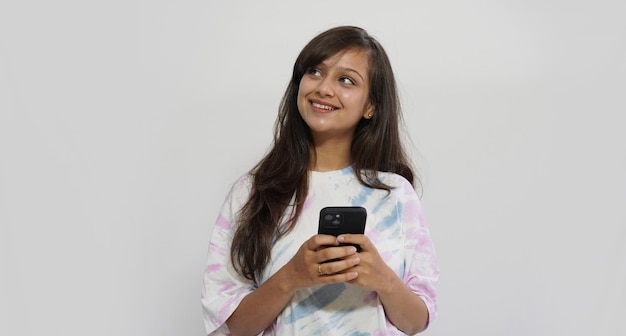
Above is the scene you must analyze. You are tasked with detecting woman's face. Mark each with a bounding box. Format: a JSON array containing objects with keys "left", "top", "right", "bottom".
[{"left": 297, "top": 48, "right": 373, "bottom": 142}]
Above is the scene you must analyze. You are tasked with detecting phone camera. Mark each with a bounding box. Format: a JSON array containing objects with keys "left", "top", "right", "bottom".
[{"left": 324, "top": 213, "right": 342, "bottom": 226}]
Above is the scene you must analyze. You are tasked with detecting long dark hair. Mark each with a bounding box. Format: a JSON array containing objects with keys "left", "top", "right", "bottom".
[{"left": 230, "top": 26, "right": 418, "bottom": 283}]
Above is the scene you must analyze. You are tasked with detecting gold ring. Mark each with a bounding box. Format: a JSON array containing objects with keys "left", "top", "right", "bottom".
[{"left": 317, "top": 264, "right": 323, "bottom": 276}]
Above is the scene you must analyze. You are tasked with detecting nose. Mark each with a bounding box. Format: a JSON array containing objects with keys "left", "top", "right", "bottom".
[{"left": 316, "top": 76, "right": 334, "bottom": 97}]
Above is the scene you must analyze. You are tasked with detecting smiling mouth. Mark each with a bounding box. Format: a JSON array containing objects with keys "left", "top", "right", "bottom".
[{"left": 311, "top": 101, "right": 337, "bottom": 111}]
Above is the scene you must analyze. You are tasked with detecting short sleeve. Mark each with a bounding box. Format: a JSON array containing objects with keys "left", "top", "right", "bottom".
[
  {"left": 398, "top": 178, "right": 440, "bottom": 328},
  {"left": 201, "top": 175, "right": 256, "bottom": 335}
]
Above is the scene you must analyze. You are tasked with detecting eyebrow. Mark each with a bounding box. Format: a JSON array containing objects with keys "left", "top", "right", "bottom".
[
  {"left": 317, "top": 62, "right": 366, "bottom": 82},
  {"left": 342, "top": 67, "right": 366, "bottom": 82}
]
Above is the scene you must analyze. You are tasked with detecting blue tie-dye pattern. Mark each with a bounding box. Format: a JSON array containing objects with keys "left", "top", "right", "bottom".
[
  {"left": 306, "top": 306, "right": 357, "bottom": 336},
  {"left": 351, "top": 186, "right": 374, "bottom": 206},
  {"left": 284, "top": 283, "right": 346, "bottom": 323},
  {"left": 325, "top": 305, "right": 355, "bottom": 329},
  {"left": 398, "top": 260, "right": 405, "bottom": 279},
  {"left": 371, "top": 199, "right": 386, "bottom": 214},
  {"left": 347, "top": 332, "right": 371, "bottom": 336},
  {"left": 375, "top": 203, "right": 402, "bottom": 234},
  {"left": 274, "top": 240, "right": 293, "bottom": 262},
  {"left": 259, "top": 241, "right": 295, "bottom": 284},
  {"left": 339, "top": 166, "right": 354, "bottom": 176}
]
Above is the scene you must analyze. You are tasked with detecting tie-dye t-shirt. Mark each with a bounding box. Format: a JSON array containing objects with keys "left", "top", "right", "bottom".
[{"left": 202, "top": 166, "right": 439, "bottom": 335}]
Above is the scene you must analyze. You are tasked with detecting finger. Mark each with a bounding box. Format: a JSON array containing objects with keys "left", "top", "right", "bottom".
[
  {"left": 316, "top": 263, "right": 325, "bottom": 277},
  {"left": 307, "top": 234, "right": 340, "bottom": 250},
  {"left": 337, "top": 234, "right": 373, "bottom": 250},
  {"left": 318, "top": 268, "right": 359, "bottom": 282},
  {"left": 317, "top": 255, "right": 360, "bottom": 275},
  {"left": 317, "top": 245, "right": 357, "bottom": 263}
]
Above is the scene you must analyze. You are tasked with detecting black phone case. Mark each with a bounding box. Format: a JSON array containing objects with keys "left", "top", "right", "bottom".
[{"left": 318, "top": 206, "right": 367, "bottom": 252}]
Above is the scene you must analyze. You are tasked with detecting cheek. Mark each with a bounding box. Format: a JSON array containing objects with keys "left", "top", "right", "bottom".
[
  {"left": 343, "top": 92, "right": 369, "bottom": 110},
  {"left": 298, "top": 78, "right": 314, "bottom": 97},
  {"left": 296, "top": 86, "right": 307, "bottom": 115},
  {"left": 297, "top": 82, "right": 305, "bottom": 99},
  {"left": 297, "top": 79, "right": 314, "bottom": 111},
  {"left": 339, "top": 92, "right": 366, "bottom": 110}
]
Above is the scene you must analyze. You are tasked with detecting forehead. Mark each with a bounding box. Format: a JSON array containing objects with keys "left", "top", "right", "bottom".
[{"left": 319, "top": 49, "right": 370, "bottom": 77}]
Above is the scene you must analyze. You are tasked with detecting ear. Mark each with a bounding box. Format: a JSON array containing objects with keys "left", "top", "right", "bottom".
[{"left": 363, "top": 104, "right": 375, "bottom": 119}]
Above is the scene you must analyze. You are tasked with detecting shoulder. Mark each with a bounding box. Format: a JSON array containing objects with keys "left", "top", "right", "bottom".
[
  {"left": 223, "top": 173, "right": 254, "bottom": 208},
  {"left": 372, "top": 171, "right": 422, "bottom": 206},
  {"left": 375, "top": 171, "right": 415, "bottom": 191},
  {"left": 231, "top": 173, "right": 254, "bottom": 192}
]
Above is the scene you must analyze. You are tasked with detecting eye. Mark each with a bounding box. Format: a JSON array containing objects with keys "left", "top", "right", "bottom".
[
  {"left": 307, "top": 68, "right": 322, "bottom": 77},
  {"left": 339, "top": 76, "right": 356, "bottom": 85}
]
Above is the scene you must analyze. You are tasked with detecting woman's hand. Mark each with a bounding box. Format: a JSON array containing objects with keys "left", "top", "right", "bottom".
[
  {"left": 282, "top": 234, "right": 360, "bottom": 291},
  {"left": 337, "top": 234, "right": 429, "bottom": 334},
  {"left": 336, "top": 234, "right": 396, "bottom": 293},
  {"left": 225, "top": 234, "right": 359, "bottom": 335}
]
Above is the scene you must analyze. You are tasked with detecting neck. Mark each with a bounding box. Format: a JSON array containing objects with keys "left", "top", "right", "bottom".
[{"left": 309, "top": 140, "right": 352, "bottom": 172}]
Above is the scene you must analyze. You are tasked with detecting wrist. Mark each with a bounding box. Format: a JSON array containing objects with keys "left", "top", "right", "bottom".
[
  {"left": 272, "top": 264, "right": 298, "bottom": 294},
  {"left": 378, "top": 267, "right": 403, "bottom": 296}
]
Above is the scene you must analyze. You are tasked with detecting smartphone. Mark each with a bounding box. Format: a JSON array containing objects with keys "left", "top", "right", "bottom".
[{"left": 318, "top": 206, "right": 367, "bottom": 253}]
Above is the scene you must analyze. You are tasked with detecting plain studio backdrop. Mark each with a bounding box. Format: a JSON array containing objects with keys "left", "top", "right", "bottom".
[{"left": 1, "top": 1, "right": 625, "bottom": 335}]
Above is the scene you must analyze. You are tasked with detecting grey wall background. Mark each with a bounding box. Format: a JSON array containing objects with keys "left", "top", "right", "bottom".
[{"left": 1, "top": 1, "right": 625, "bottom": 335}]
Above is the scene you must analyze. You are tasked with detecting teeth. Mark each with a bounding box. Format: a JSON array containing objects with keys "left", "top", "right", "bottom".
[{"left": 312, "top": 102, "right": 335, "bottom": 110}]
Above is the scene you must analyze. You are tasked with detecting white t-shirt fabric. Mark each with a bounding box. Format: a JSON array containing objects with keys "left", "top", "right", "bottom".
[{"left": 202, "top": 166, "right": 439, "bottom": 335}]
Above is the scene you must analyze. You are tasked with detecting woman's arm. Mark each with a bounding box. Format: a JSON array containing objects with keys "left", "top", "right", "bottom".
[
  {"left": 340, "top": 234, "right": 429, "bottom": 335},
  {"left": 225, "top": 265, "right": 296, "bottom": 336},
  {"left": 376, "top": 272, "right": 429, "bottom": 335},
  {"left": 225, "top": 235, "right": 359, "bottom": 336}
]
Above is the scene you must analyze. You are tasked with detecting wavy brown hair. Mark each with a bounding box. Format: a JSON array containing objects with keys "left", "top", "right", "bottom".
[{"left": 230, "top": 26, "right": 418, "bottom": 283}]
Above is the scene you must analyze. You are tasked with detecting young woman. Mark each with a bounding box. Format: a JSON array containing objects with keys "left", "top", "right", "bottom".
[{"left": 202, "top": 26, "right": 439, "bottom": 335}]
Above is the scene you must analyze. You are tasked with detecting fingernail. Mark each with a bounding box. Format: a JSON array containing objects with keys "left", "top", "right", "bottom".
[
  {"left": 349, "top": 246, "right": 357, "bottom": 253},
  {"left": 352, "top": 257, "right": 360, "bottom": 265},
  {"left": 349, "top": 272, "right": 358, "bottom": 279},
  {"left": 337, "top": 235, "right": 345, "bottom": 242}
]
